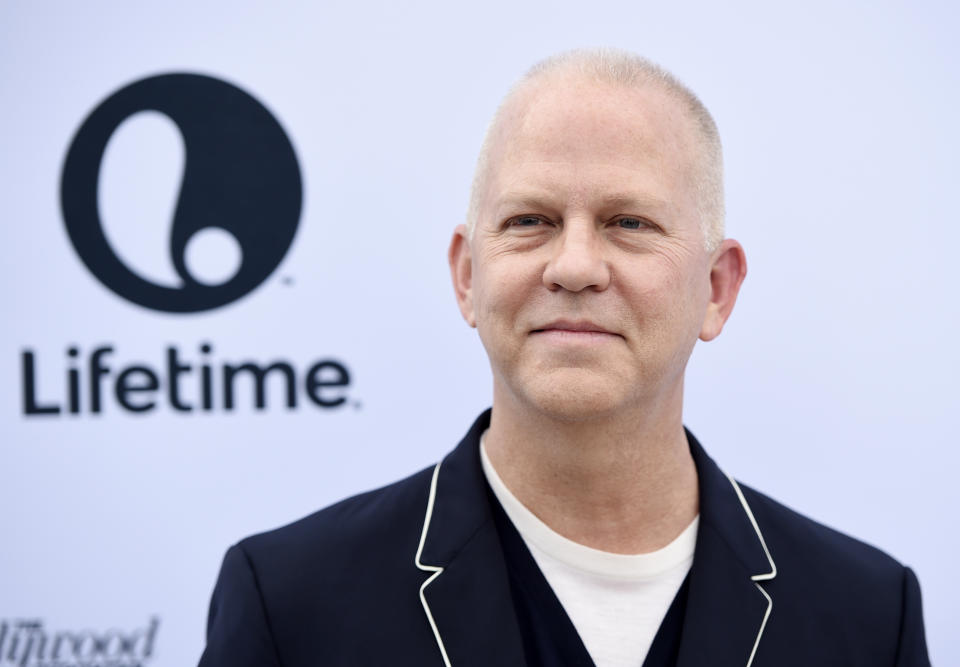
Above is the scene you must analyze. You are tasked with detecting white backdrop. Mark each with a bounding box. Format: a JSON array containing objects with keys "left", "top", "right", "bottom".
[{"left": 2, "top": 1, "right": 957, "bottom": 665}]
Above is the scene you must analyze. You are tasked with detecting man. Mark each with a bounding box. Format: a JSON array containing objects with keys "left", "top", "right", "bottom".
[{"left": 199, "top": 50, "right": 930, "bottom": 666}]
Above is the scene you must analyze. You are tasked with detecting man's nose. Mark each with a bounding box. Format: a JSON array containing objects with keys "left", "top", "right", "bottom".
[{"left": 542, "top": 220, "right": 611, "bottom": 292}]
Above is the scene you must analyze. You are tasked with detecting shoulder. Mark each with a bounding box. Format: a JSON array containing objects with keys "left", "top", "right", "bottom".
[
  {"left": 219, "top": 465, "right": 436, "bottom": 619},
  {"left": 203, "top": 464, "right": 447, "bottom": 662},
  {"left": 737, "top": 481, "right": 906, "bottom": 581},
  {"left": 736, "top": 481, "right": 923, "bottom": 661},
  {"left": 734, "top": 482, "right": 930, "bottom": 662},
  {"left": 213, "top": 464, "right": 440, "bottom": 652},
  {"left": 235, "top": 464, "right": 437, "bottom": 578}
]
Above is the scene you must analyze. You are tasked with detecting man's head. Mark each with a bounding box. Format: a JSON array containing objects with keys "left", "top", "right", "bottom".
[
  {"left": 467, "top": 49, "right": 726, "bottom": 251},
  {"left": 449, "top": 49, "right": 746, "bottom": 423}
]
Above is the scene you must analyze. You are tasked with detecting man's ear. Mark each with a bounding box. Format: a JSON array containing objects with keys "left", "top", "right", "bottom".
[
  {"left": 699, "top": 239, "right": 747, "bottom": 341},
  {"left": 448, "top": 224, "right": 476, "bottom": 328}
]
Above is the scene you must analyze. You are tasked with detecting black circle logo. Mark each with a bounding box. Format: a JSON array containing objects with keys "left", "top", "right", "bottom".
[{"left": 61, "top": 73, "right": 302, "bottom": 313}]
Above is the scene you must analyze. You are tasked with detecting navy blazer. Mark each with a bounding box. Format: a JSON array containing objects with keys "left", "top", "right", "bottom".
[{"left": 199, "top": 411, "right": 930, "bottom": 666}]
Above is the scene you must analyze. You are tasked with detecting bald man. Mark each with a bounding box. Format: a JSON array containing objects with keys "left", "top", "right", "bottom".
[{"left": 199, "top": 50, "right": 930, "bottom": 667}]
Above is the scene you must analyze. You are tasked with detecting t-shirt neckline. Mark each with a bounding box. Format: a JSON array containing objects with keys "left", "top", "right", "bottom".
[{"left": 480, "top": 432, "right": 698, "bottom": 581}]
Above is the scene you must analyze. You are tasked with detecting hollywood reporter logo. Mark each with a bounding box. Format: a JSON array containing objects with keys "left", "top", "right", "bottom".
[
  {"left": 0, "top": 617, "right": 159, "bottom": 667},
  {"left": 61, "top": 73, "right": 301, "bottom": 312}
]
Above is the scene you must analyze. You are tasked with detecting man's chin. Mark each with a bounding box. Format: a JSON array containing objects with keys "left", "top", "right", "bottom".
[{"left": 512, "top": 372, "right": 633, "bottom": 423}]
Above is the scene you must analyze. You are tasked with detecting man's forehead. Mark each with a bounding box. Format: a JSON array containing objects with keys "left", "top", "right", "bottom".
[{"left": 492, "top": 75, "right": 697, "bottom": 179}]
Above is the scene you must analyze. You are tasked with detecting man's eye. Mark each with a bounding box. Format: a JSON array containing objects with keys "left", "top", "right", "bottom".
[
  {"left": 513, "top": 216, "right": 542, "bottom": 227},
  {"left": 617, "top": 217, "right": 647, "bottom": 230}
]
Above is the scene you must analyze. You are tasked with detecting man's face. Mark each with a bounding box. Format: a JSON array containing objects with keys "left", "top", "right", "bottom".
[{"left": 452, "top": 76, "right": 734, "bottom": 422}]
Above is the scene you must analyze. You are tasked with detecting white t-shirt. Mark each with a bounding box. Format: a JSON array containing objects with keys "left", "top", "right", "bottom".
[{"left": 480, "top": 438, "right": 697, "bottom": 667}]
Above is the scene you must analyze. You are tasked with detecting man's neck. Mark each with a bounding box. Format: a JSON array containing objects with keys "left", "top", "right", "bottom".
[{"left": 483, "top": 389, "right": 699, "bottom": 555}]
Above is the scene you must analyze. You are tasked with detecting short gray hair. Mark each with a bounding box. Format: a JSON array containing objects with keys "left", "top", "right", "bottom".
[{"left": 465, "top": 48, "right": 725, "bottom": 250}]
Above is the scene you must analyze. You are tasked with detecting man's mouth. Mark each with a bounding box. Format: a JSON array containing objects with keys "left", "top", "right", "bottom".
[{"left": 531, "top": 320, "right": 620, "bottom": 338}]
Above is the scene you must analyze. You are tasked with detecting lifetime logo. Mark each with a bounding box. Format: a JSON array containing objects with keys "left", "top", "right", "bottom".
[
  {"left": 0, "top": 617, "right": 158, "bottom": 667},
  {"left": 31, "top": 74, "right": 355, "bottom": 417},
  {"left": 61, "top": 73, "right": 301, "bottom": 313},
  {"left": 22, "top": 344, "right": 352, "bottom": 416}
]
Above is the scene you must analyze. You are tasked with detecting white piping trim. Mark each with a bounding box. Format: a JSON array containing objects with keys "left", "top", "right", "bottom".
[
  {"left": 414, "top": 463, "right": 452, "bottom": 667},
  {"left": 725, "top": 473, "right": 777, "bottom": 581},
  {"left": 746, "top": 582, "right": 772, "bottom": 667},
  {"left": 724, "top": 472, "right": 777, "bottom": 667}
]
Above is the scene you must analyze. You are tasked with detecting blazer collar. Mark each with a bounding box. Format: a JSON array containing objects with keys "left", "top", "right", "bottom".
[
  {"left": 414, "top": 409, "right": 527, "bottom": 667},
  {"left": 688, "top": 428, "right": 776, "bottom": 581},
  {"left": 414, "top": 411, "right": 777, "bottom": 667},
  {"left": 679, "top": 430, "right": 776, "bottom": 667}
]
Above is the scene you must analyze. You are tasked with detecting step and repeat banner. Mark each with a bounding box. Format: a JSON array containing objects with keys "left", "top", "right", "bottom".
[{"left": 3, "top": 2, "right": 957, "bottom": 665}]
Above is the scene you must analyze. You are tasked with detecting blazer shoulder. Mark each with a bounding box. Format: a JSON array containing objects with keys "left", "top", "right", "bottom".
[
  {"left": 734, "top": 482, "right": 929, "bottom": 664},
  {"left": 236, "top": 463, "right": 436, "bottom": 574},
  {"left": 737, "top": 480, "right": 908, "bottom": 582},
  {"left": 204, "top": 465, "right": 448, "bottom": 662}
]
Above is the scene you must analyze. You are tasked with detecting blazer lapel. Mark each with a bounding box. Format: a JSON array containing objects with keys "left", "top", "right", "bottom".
[
  {"left": 677, "top": 431, "right": 777, "bottom": 667},
  {"left": 414, "top": 411, "right": 528, "bottom": 667}
]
